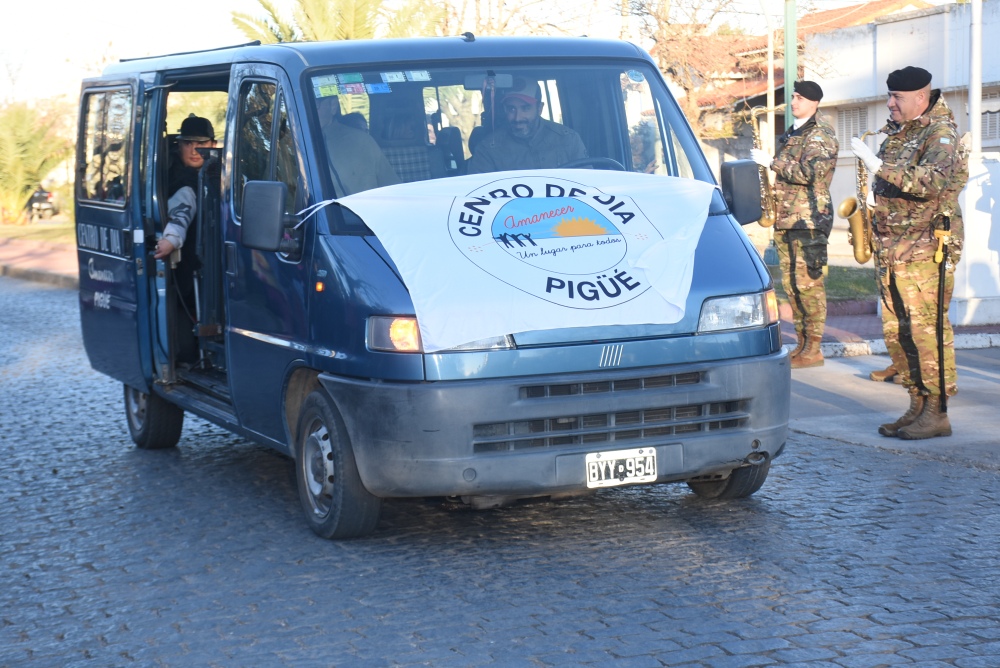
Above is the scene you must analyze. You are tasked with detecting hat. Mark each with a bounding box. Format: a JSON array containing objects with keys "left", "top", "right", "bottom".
[
  {"left": 502, "top": 78, "right": 541, "bottom": 105},
  {"left": 886, "top": 66, "right": 932, "bottom": 92},
  {"left": 793, "top": 80, "right": 823, "bottom": 102},
  {"left": 178, "top": 115, "right": 215, "bottom": 141}
]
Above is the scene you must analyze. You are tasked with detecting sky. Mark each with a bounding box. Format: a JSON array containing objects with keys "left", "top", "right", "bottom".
[
  {"left": 1, "top": 0, "right": 276, "bottom": 102},
  {"left": 1, "top": 0, "right": 943, "bottom": 104}
]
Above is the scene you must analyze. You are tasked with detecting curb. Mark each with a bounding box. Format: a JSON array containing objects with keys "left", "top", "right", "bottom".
[
  {"left": 0, "top": 264, "right": 78, "bottom": 290},
  {"left": 809, "top": 332, "right": 1000, "bottom": 359}
]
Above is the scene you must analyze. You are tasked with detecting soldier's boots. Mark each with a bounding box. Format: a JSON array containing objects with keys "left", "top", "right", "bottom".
[
  {"left": 878, "top": 390, "right": 925, "bottom": 437},
  {"left": 791, "top": 336, "right": 823, "bottom": 369},
  {"left": 898, "top": 396, "right": 952, "bottom": 440},
  {"left": 789, "top": 331, "right": 805, "bottom": 358},
  {"left": 869, "top": 363, "right": 897, "bottom": 382}
]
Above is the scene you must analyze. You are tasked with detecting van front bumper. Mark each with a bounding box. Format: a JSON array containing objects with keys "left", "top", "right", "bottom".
[{"left": 319, "top": 350, "right": 789, "bottom": 498}]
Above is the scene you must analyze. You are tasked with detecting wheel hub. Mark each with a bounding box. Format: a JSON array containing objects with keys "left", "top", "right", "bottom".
[
  {"left": 125, "top": 388, "right": 147, "bottom": 431},
  {"left": 302, "top": 423, "right": 335, "bottom": 517}
]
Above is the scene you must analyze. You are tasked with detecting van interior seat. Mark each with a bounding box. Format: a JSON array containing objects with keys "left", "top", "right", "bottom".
[
  {"left": 375, "top": 112, "right": 446, "bottom": 183},
  {"left": 436, "top": 126, "right": 465, "bottom": 175}
]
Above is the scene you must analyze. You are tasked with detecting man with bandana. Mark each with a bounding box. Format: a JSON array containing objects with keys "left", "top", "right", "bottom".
[
  {"left": 851, "top": 66, "right": 968, "bottom": 440},
  {"left": 752, "top": 80, "right": 839, "bottom": 369}
]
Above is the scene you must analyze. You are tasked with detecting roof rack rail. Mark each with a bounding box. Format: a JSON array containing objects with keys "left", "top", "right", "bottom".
[{"left": 119, "top": 41, "right": 262, "bottom": 63}]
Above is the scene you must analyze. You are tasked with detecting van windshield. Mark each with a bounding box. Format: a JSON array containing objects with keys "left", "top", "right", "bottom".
[{"left": 307, "top": 61, "right": 712, "bottom": 198}]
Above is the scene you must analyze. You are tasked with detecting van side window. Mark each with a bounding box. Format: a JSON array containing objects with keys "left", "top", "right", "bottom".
[
  {"left": 234, "top": 81, "right": 276, "bottom": 219},
  {"left": 79, "top": 89, "right": 132, "bottom": 205},
  {"left": 274, "top": 95, "right": 299, "bottom": 215},
  {"left": 233, "top": 81, "right": 300, "bottom": 220}
]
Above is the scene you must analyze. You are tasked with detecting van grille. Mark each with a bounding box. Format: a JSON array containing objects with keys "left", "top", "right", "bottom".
[
  {"left": 521, "top": 371, "right": 701, "bottom": 399},
  {"left": 472, "top": 400, "right": 748, "bottom": 453}
]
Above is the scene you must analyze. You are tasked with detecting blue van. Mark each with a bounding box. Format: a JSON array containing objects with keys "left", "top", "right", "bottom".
[{"left": 76, "top": 35, "right": 788, "bottom": 539}]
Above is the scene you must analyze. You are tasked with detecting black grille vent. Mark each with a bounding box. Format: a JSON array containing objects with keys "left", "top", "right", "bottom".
[
  {"left": 522, "top": 371, "right": 700, "bottom": 399},
  {"left": 473, "top": 400, "right": 748, "bottom": 453}
]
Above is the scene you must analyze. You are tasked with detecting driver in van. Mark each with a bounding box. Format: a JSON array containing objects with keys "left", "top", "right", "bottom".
[{"left": 466, "top": 78, "right": 587, "bottom": 174}]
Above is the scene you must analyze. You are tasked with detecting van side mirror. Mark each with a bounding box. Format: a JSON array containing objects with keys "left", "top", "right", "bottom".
[
  {"left": 241, "top": 181, "right": 301, "bottom": 253},
  {"left": 720, "top": 160, "right": 764, "bottom": 226}
]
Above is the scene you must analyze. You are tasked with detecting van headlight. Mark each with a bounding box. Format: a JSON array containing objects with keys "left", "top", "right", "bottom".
[
  {"left": 368, "top": 316, "right": 422, "bottom": 352},
  {"left": 367, "top": 317, "right": 515, "bottom": 353},
  {"left": 697, "top": 290, "right": 779, "bottom": 333}
]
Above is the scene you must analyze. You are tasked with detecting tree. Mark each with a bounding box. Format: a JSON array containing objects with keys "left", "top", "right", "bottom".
[
  {"left": 627, "top": 0, "right": 750, "bottom": 137},
  {"left": 444, "top": 0, "right": 568, "bottom": 36},
  {"left": 0, "top": 102, "right": 73, "bottom": 224},
  {"left": 233, "top": 0, "right": 447, "bottom": 43}
]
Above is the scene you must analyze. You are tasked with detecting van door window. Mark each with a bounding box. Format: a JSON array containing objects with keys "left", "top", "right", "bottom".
[
  {"left": 233, "top": 81, "right": 276, "bottom": 219},
  {"left": 621, "top": 71, "right": 695, "bottom": 178},
  {"left": 274, "top": 95, "right": 299, "bottom": 215},
  {"left": 79, "top": 89, "right": 132, "bottom": 205},
  {"left": 234, "top": 80, "right": 302, "bottom": 258}
]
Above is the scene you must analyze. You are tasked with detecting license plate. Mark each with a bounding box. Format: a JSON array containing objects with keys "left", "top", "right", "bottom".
[{"left": 585, "top": 447, "right": 657, "bottom": 488}]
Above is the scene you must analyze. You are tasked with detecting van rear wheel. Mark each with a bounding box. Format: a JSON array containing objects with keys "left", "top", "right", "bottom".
[
  {"left": 294, "top": 391, "right": 381, "bottom": 539},
  {"left": 124, "top": 385, "right": 184, "bottom": 450},
  {"left": 687, "top": 460, "right": 770, "bottom": 500}
]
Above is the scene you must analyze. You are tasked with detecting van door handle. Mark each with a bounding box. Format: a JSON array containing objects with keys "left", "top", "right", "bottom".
[{"left": 225, "top": 242, "right": 238, "bottom": 277}]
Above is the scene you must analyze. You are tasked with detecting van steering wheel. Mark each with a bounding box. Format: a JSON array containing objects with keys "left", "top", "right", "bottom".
[{"left": 559, "top": 157, "right": 626, "bottom": 171}]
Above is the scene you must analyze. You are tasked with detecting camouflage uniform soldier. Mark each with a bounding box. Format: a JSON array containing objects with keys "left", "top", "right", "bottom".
[
  {"left": 851, "top": 66, "right": 968, "bottom": 440},
  {"left": 752, "top": 80, "right": 839, "bottom": 368}
]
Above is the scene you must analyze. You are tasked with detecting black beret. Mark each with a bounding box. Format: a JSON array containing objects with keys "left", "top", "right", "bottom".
[
  {"left": 793, "top": 80, "right": 823, "bottom": 102},
  {"left": 886, "top": 66, "right": 932, "bottom": 92}
]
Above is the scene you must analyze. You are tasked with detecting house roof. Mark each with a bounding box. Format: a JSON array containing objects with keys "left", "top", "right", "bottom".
[{"left": 686, "top": 0, "right": 933, "bottom": 109}]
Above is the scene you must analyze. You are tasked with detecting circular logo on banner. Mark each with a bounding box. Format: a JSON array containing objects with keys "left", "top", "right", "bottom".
[{"left": 448, "top": 175, "right": 662, "bottom": 309}]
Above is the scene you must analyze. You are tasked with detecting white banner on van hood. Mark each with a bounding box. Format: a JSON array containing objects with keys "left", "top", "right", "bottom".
[{"left": 337, "top": 170, "right": 716, "bottom": 353}]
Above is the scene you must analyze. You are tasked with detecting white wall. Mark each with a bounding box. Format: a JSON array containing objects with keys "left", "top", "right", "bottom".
[
  {"left": 807, "top": 2, "right": 1000, "bottom": 101},
  {"left": 954, "top": 155, "right": 1000, "bottom": 325}
]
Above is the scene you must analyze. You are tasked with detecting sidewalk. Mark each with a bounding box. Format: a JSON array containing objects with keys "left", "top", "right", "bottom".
[
  {"left": 2, "top": 234, "right": 998, "bottom": 355},
  {"left": 0, "top": 237, "right": 79, "bottom": 290}
]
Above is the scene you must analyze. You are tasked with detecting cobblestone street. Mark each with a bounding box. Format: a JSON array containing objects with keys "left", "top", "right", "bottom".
[{"left": 3, "top": 276, "right": 1000, "bottom": 667}]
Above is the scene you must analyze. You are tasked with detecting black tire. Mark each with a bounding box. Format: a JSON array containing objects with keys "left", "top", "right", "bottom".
[
  {"left": 687, "top": 459, "right": 771, "bottom": 500},
  {"left": 559, "top": 157, "right": 627, "bottom": 171},
  {"left": 123, "top": 384, "right": 184, "bottom": 450},
  {"left": 295, "top": 391, "right": 382, "bottom": 539}
]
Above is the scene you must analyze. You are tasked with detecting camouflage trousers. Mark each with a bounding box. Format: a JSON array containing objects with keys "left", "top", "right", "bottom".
[
  {"left": 775, "top": 229, "right": 828, "bottom": 341},
  {"left": 879, "top": 257, "right": 957, "bottom": 397}
]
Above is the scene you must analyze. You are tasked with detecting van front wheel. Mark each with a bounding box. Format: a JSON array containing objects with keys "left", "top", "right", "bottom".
[
  {"left": 687, "top": 460, "right": 770, "bottom": 500},
  {"left": 294, "top": 391, "right": 382, "bottom": 539},
  {"left": 124, "top": 385, "right": 184, "bottom": 450}
]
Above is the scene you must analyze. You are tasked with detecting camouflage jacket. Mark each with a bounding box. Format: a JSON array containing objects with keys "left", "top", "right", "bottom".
[
  {"left": 770, "top": 114, "right": 839, "bottom": 235},
  {"left": 872, "top": 92, "right": 967, "bottom": 265}
]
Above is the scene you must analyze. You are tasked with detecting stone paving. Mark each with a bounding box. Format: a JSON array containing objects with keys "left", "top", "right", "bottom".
[{"left": 3, "top": 276, "right": 1000, "bottom": 667}]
